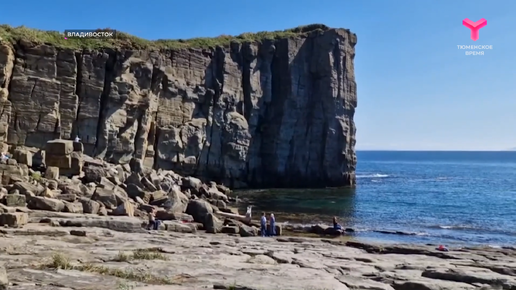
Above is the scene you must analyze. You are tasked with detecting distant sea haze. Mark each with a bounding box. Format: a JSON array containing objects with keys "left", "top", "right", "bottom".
[{"left": 239, "top": 150, "right": 516, "bottom": 246}]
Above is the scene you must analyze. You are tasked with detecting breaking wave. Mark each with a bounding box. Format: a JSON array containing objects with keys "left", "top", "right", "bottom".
[{"left": 357, "top": 173, "right": 389, "bottom": 178}]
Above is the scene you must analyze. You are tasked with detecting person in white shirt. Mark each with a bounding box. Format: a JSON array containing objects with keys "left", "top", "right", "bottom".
[{"left": 74, "top": 135, "right": 80, "bottom": 143}]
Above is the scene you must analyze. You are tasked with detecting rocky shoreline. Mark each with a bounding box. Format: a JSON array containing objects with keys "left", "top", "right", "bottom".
[
  {"left": 0, "top": 139, "right": 515, "bottom": 289},
  {"left": 0, "top": 216, "right": 515, "bottom": 290}
]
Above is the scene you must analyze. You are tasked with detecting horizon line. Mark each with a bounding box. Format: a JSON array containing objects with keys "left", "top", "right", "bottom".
[{"left": 356, "top": 149, "right": 514, "bottom": 152}]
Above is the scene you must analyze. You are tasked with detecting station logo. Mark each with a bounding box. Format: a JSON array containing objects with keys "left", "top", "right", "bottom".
[
  {"left": 457, "top": 18, "right": 492, "bottom": 56},
  {"left": 462, "top": 18, "right": 487, "bottom": 41}
]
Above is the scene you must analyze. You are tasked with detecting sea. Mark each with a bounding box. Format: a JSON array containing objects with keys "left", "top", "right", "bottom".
[{"left": 236, "top": 151, "right": 516, "bottom": 247}]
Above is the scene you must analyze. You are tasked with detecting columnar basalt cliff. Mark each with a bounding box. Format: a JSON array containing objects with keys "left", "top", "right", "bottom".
[{"left": 0, "top": 24, "right": 357, "bottom": 188}]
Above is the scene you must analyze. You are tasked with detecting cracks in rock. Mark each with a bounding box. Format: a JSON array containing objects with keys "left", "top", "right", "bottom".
[
  {"left": 53, "top": 117, "right": 60, "bottom": 134},
  {"left": 132, "top": 108, "right": 145, "bottom": 161},
  {"left": 152, "top": 116, "right": 161, "bottom": 170},
  {"left": 304, "top": 38, "right": 317, "bottom": 178},
  {"left": 197, "top": 88, "right": 214, "bottom": 177},
  {"left": 35, "top": 113, "right": 42, "bottom": 131},
  {"left": 71, "top": 51, "right": 83, "bottom": 138},
  {"left": 29, "top": 79, "right": 37, "bottom": 102},
  {"left": 241, "top": 46, "right": 252, "bottom": 122},
  {"left": 150, "top": 66, "right": 163, "bottom": 170},
  {"left": 93, "top": 50, "right": 116, "bottom": 157},
  {"left": 204, "top": 47, "right": 225, "bottom": 181},
  {"left": 258, "top": 45, "right": 278, "bottom": 187},
  {"left": 332, "top": 40, "right": 343, "bottom": 100},
  {"left": 451, "top": 262, "right": 516, "bottom": 277},
  {"left": 3, "top": 51, "right": 15, "bottom": 93}
]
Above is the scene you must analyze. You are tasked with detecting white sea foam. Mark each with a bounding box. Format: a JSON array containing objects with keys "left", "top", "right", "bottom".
[{"left": 357, "top": 173, "right": 389, "bottom": 178}]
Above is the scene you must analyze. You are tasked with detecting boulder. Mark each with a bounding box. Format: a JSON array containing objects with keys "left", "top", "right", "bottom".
[
  {"left": 126, "top": 183, "right": 147, "bottom": 200},
  {"left": 181, "top": 176, "right": 203, "bottom": 194},
  {"left": 0, "top": 204, "right": 14, "bottom": 213},
  {"left": 0, "top": 164, "right": 28, "bottom": 185},
  {"left": 57, "top": 193, "right": 77, "bottom": 202},
  {"left": 141, "top": 176, "right": 158, "bottom": 191},
  {"left": 310, "top": 224, "right": 327, "bottom": 235},
  {"left": 41, "top": 187, "right": 58, "bottom": 198},
  {"left": 4, "top": 194, "right": 26, "bottom": 207},
  {"left": 323, "top": 227, "right": 343, "bottom": 236},
  {"left": 186, "top": 199, "right": 213, "bottom": 223},
  {"left": 11, "top": 181, "right": 44, "bottom": 196},
  {"left": 149, "top": 190, "right": 166, "bottom": 202},
  {"left": 83, "top": 165, "right": 106, "bottom": 183},
  {"left": 112, "top": 200, "right": 135, "bottom": 217},
  {"left": 155, "top": 210, "right": 194, "bottom": 222},
  {"left": 45, "top": 139, "right": 74, "bottom": 155},
  {"left": 215, "top": 183, "right": 232, "bottom": 195},
  {"left": 45, "top": 166, "right": 59, "bottom": 179},
  {"left": 0, "top": 263, "right": 7, "bottom": 290},
  {"left": 46, "top": 154, "right": 72, "bottom": 169},
  {"left": 61, "top": 183, "right": 91, "bottom": 197},
  {"left": 79, "top": 198, "right": 100, "bottom": 214},
  {"left": 91, "top": 187, "right": 118, "bottom": 209},
  {"left": 163, "top": 221, "right": 197, "bottom": 233},
  {"left": 63, "top": 201, "right": 83, "bottom": 213},
  {"left": 0, "top": 212, "right": 28, "bottom": 227},
  {"left": 27, "top": 196, "right": 65, "bottom": 212},
  {"left": 72, "top": 141, "right": 83, "bottom": 152},
  {"left": 47, "top": 179, "right": 58, "bottom": 190},
  {"left": 13, "top": 148, "right": 32, "bottom": 166},
  {"left": 98, "top": 177, "right": 115, "bottom": 189},
  {"left": 204, "top": 213, "right": 223, "bottom": 233},
  {"left": 61, "top": 152, "right": 83, "bottom": 176},
  {"left": 162, "top": 188, "right": 189, "bottom": 213},
  {"left": 239, "top": 224, "right": 258, "bottom": 237},
  {"left": 200, "top": 185, "right": 228, "bottom": 201},
  {"left": 125, "top": 172, "right": 144, "bottom": 188},
  {"left": 220, "top": 226, "right": 239, "bottom": 234}
]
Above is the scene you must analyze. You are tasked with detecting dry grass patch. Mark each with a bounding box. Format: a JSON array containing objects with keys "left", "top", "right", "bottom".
[
  {"left": 38, "top": 252, "right": 176, "bottom": 285},
  {"left": 114, "top": 251, "right": 131, "bottom": 262},
  {"left": 132, "top": 248, "right": 168, "bottom": 260},
  {"left": 113, "top": 248, "right": 168, "bottom": 261}
]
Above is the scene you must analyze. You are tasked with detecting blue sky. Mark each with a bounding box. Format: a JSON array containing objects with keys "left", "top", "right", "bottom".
[{"left": 2, "top": 0, "right": 515, "bottom": 150}]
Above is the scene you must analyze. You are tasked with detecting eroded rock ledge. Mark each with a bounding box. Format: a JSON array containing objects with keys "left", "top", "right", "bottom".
[{"left": 0, "top": 25, "right": 358, "bottom": 188}]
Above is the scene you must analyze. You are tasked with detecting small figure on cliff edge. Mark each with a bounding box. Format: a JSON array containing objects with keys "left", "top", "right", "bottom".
[
  {"left": 260, "top": 212, "right": 267, "bottom": 237},
  {"left": 333, "top": 216, "right": 342, "bottom": 230},
  {"left": 74, "top": 135, "right": 81, "bottom": 143},
  {"left": 269, "top": 213, "right": 276, "bottom": 236}
]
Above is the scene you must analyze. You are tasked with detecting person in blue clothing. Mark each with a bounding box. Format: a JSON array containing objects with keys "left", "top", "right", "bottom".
[
  {"left": 269, "top": 213, "right": 276, "bottom": 236},
  {"left": 260, "top": 212, "right": 267, "bottom": 237},
  {"left": 333, "top": 216, "right": 342, "bottom": 230}
]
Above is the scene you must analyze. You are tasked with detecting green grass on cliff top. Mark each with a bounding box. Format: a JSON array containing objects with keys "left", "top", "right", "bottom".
[{"left": 0, "top": 24, "right": 330, "bottom": 50}]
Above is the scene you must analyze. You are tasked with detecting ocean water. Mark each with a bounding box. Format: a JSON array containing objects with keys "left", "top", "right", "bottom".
[{"left": 237, "top": 151, "right": 516, "bottom": 246}]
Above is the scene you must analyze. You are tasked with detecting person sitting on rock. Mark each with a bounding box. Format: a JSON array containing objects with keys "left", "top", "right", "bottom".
[
  {"left": 147, "top": 208, "right": 160, "bottom": 231},
  {"left": 333, "top": 216, "right": 342, "bottom": 230},
  {"left": 260, "top": 212, "right": 267, "bottom": 237},
  {"left": 74, "top": 135, "right": 81, "bottom": 143},
  {"left": 269, "top": 213, "right": 276, "bottom": 236}
]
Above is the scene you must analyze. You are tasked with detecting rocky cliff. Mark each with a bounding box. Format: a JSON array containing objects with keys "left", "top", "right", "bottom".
[{"left": 0, "top": 24, "right": 357, "bottom": 188}]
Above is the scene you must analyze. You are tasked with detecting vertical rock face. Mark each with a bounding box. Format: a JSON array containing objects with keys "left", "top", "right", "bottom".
[{"left": 0, "top": 27, "right": 357, "bottom": 188}]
